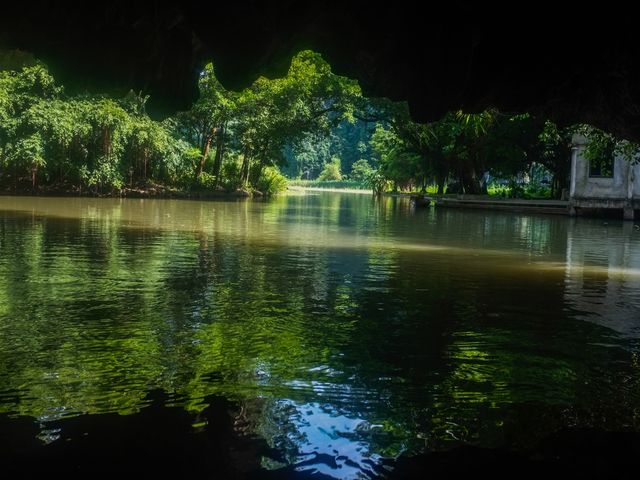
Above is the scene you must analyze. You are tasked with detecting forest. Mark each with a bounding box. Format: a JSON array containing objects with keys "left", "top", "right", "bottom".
[{"left": 0, "top": 49, "right": 635, "bottom": 198}]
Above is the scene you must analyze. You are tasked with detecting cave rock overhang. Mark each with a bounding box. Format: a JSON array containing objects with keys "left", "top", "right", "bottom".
[{"left": 1, "top": 1, "right": 638, "bottom": 139}]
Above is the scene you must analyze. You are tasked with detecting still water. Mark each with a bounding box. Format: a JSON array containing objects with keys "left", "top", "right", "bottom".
[{"left": 1, "top": 193, "right": 640, "bottom": 477}]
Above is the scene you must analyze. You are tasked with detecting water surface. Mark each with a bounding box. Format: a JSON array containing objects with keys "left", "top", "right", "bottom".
[{"left": 1, "top": 193, "right": 640, "bottom": 477}]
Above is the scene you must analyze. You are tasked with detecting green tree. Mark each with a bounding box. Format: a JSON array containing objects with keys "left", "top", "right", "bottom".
[
  {"left": 318, "top": 156, "right": 342, "bottom": 181},
  {"left": 535, "top": 120, "right": 573, "bottom": 198},
  {"left": 349, "top": 159, "right": 373, "bottom": 182},
  {"left": 188, "top": 63, "right": 236, "bottom": 181},
  {"left": 6, "top": 132, "right": 45, "bottom": 187},
  {"left": 371, "top": 124, "right": 420, "bottom": 191}
]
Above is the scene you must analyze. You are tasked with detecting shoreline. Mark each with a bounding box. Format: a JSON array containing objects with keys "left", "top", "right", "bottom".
[
  {"left": 286, "top": 185, "right": 373, "bottom": 194},
  {"left": 0, "top": 186, "right": 260, "bottom": 200},
  {"left": 0, "top": 186, "right": 572, "bottom": 217}
]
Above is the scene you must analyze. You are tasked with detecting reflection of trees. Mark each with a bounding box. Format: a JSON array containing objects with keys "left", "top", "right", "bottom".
[
  {"left": 0, "top": 197, "right": 378, "bottom": 413},
  {"left": 343, "top": 211, "right": 640, "bottom": 449},
  {"left": 0, "top": 210, "right": 167, "bottom": 418},
  {"left": 2, "top": 195, "right": 640, "bottom": 472}
]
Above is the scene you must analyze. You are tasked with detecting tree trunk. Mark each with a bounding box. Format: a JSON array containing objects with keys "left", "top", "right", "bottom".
[
  {"left": 143, "top": 148, "right": 148, "bottom": 181},
  {"left": 198, "top": 129, "right": 214, "bottom": 178},
  {"left": 421, "top": 153, "right": 429, "bottom": 193},
  {"left": 251, "top": 144, "right": 269, "bottom": 186},
  {"left": 434, "top": 155, "right": 447, "bottom": 195},
  {"left": 458, "top": 150, "right": 487, "bottom": 194},
  {"left": 252, "top": 161, "right": 264, "bottom": 187},
  {"left": 59, "top": 156, "right": 64, "bottom": 184},
  {"left": 460, "top": 167, "right": 484, "bottom": 194},
  {"left": 437, "top": 174, "right": 446, "bottom": 195},
  {"left": 212, "top": 124, "right": 225, "bottom": 186},
  {"left": 240, "top": 148, "right": 252, "bottom": 187}
]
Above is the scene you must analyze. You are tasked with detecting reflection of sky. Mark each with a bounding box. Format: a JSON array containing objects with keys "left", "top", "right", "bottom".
[
  {"left": 264, "top": 400, "right": 386, "bottom": 479},
  {"left": 5, "top": 194, "right": 640, "bottom": 462}
]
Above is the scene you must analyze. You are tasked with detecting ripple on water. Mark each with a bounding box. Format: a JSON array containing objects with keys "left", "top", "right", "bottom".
[{"left": 2, "top": 195, "right": 640, "bottom": 477}]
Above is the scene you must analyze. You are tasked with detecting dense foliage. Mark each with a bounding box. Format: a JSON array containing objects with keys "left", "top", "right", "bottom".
[
  {"left": 0, "top": 51, "right": 361, "bottom": 195},
  {"left": 2, "top": 50, "right": 637, "bottom": 199}
]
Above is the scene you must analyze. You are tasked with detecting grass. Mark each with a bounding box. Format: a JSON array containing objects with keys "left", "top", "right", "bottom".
[
  {"left": 288, "top": 179, "right": 370, "bottom": 190},
  {"left": 287, "top": 180, "right": 553, "bottom": 199},
  {"left": 402, "top": 183, "right": 552, "bottom": 199},
  {"left": 487, "top": 184, "right": 552, "bottom": 199}
]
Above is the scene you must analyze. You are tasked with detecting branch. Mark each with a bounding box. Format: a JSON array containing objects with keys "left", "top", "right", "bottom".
[{"left": 353, "top": 111, "right": 388, "bottom": 123}]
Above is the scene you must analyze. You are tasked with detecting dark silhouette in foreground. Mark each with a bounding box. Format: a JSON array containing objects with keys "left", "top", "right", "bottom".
[{"left": 2, "top": 391, "right": 639, "bottom": 479}]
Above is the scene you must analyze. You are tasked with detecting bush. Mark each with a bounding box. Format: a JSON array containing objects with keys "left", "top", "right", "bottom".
[
  {"left": 79, "top": 159, "right": 123, "bottom": 191},
  {"left": 524, "top": 185, "right": 552, "bottom": 199},
  {"left": 365, "top": 169, "right": 390, "bottom": 194},
  {"left": 197, "top": 171, "right": 216, "bottom": 189},
  {"left": 256, "top": 166, "right": 287, "bottom": 195},
  {"left": 318, "top": 156, "right": 342, "bottom": 181},
  {"left": 287, "top": 179, "right": 369, "bottom": 190},
  {"left": 164, "top": 141, "right": 198, "bottom": 186},
  {"left": 221, "top": 159, "right": 243, "bottom": 192},
  {"left": 350, "top": 159, "right": 373, "bottom": 182}
]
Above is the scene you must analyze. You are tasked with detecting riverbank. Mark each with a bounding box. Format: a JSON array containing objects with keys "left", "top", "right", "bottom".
[
  {"left": 288, "top": 188, "right": 569, "bottom": 216},
  {"left": 0, "top": 184, "right": 261, "bottom": 200},
  {"left": 287, "top": 179, "right": 369, "bottom": 190},
  {"left": 426, "top": 195, "right": 569, "bottom": 215},
  {"left": 286, "top": 185, "right": 373, "bottom": 194}
]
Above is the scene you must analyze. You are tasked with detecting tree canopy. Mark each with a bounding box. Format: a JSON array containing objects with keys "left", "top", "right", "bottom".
[
  {"left": 1, "top": 50, "right": 637, "bottom": 199},
  {"left": 0, "top": 51, "right": 363, "bottom": 195}
]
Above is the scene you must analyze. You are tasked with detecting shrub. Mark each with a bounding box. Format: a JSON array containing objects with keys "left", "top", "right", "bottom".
[
  {"left": 221, "top": 158, "right": 243, "bottom": 192},
  {"left": 350, "top": 158, "right": 373, "bottom": 182},
  {"left": 365, "top": 169, "right": 390, "bottom": 194},
  {"left": 256, "top": 166, "right": 288, "bottom": 195},
  {"left": 197, "top": 171, "right": 216, "bottom": 189},
  {"left": 318, "top": 156, "right": 342, "bottom": 181},
  {"left": 79, "top": 158, "right": 123, "bottom": 191}
]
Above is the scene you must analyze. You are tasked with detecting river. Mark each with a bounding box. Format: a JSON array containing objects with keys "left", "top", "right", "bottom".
[{"left": 1, "top": 193, "right": 639, "bottom": 478}]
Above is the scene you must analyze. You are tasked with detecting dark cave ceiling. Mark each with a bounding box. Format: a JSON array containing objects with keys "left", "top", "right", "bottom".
[{"left": 1, "top": 1, "right": 638, "bottom": 139}]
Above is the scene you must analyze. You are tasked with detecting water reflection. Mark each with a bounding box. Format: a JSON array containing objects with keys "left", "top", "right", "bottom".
[
  {"left": 1, "top": 193, "right": 640, "bottom": 477},
  {"left": 565, "top": 220, "right": 640, "bottom": 337},
  {"left": 255, "top": 399, "right": 388, "bottom": 478}
]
